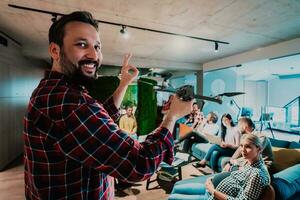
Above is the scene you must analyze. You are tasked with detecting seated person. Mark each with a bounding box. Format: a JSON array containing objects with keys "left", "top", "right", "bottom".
[
  {"left": 184, "top": 102, "right": 201, "bottom": 125},
  {"left": 117, "top": 105, "right": 138, "bottom": 190},
  {"left": 169, "top": 134, "right": 271, "bottom": 200},
  {"left": 176, "top": 112, "right": 219, "bottom": 153},
  {"left": 119, "top": 105, "right": 138, "bottom": 139},
  {"left": 193, "top": 113, "right": 241, "bottom": 170},
  {"left": 223, "top": 117, "right": 274, "bottom": 172}
]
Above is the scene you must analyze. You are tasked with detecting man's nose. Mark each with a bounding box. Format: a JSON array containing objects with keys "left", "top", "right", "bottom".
[{"left": 86, "top": 46, "right": 99, "bottom": 60}]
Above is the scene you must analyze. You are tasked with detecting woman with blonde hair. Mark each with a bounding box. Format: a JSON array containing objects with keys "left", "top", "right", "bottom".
[{"left": 169, "top": 134, "right": 270, "bottom": 200}]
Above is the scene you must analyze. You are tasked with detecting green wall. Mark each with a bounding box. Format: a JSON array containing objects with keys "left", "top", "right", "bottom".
[{"left": 136, "top": 78, "right": 157, "bottom": 135}]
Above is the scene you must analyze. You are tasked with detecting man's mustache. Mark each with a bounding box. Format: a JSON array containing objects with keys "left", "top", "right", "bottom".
[{"left": 78, "top": 60, "right": 100, "bottom": 68}]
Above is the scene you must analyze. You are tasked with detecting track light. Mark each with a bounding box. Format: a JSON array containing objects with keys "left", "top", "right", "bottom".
[
  {"left": 51, "top": 14, "right": 57, "bottom": 23},
  {"left": 214, "top": 42, "right": 219, "bottom": 52},
  {"left": 120, "top": 25, "right": 126, "bottom": 34},
  {"left": 8, "top": 4, "right": 230, "bottom": 49}
]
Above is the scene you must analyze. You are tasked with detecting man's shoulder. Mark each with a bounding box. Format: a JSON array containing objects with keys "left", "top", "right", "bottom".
[
  {"left": 252, "top": 131, "right": 273, "bottom": 147},
  {"left": 119, "top": 114, "right": 126, "bottom": 119},
  {"left": 32, "top": 83, "right": 87, "bottom": 107}
]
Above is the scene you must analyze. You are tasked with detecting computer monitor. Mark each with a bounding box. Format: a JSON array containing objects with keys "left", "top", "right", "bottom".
[{"left": 240, "top": 107, "right": 253, "bottom": 118}]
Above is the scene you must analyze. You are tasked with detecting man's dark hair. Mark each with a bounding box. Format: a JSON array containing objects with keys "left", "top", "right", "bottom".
[
  {"left": 239, "top": 117, "right": 255, "bottom": 131},
  {"left": 48, "top": 11, "right": 98, "bottom": 47},
  {"left": 125, "top": 105, "right": 134, "bottom": 110},
  {"left": 208, "top": 112, "right": 218, "bottom": 124}
]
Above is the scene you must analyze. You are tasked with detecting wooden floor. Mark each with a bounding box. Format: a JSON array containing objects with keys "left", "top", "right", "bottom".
[
  {"left": 0, "top": 157, "right": 203, "bottom": 200},
  {"left": 0, "top": 158, "right": 24, "bottom": 200}
]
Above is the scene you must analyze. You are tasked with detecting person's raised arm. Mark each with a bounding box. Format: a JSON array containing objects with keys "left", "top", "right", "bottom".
[{"left": 113, "top": 53, "right": 139, "bottom": 108}]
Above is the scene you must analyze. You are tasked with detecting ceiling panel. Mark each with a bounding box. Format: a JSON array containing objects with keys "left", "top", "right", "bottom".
[{"left": 0, "top": 0, "right": 300, "bottom": 73}]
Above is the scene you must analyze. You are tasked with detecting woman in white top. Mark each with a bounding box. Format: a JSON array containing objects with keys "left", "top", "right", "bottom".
[{"left": 194, "top": 113, "right": 241, "bottom": 171}]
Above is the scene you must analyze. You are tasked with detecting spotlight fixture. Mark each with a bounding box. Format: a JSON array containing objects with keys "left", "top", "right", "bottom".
[
  {"left": 214, "top": 42, "right": 219, "bottom": 52},
  {"left": 51, "top": 14, "right": 57, "bottom": 23},
  {"left": 120, "top": 25, "right": 126, "bottom": 34},
  {"left": 120, "top": 25, "right": 129, "bottom": 39},
  {"left": 8, "top": 4, "right": 230, "bottom": 49}
]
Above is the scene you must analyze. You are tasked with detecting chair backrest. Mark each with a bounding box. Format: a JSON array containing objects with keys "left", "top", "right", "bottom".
[
  {"left": 178, "top": 123, "right": 193, "bottom": 139},
  {"left": 261, "top": 185, "right": 275, "bottom": 200}
]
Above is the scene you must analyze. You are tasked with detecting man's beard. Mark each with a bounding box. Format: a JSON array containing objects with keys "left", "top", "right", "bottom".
[{"left": 59, "top": 49, "right": 100, "bottom": 87}]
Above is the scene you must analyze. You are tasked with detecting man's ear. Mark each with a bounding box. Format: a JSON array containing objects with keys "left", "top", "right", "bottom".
[{"left": 48, "top": 42, "right": 60, "bottom": 61}]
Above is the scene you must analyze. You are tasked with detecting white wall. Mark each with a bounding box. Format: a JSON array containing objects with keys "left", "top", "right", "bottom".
[
  {"left": 203, "top": 68, "right": 267, "bottom": 122},
  {"left": 268, "top": 77, "right": 300, "bottom": 107},
  {"left": 244, "top": 80, "right": 267, "bottom": 120},
  {"left": 0, "top": 34, "right": 45, "bottom": 170}
]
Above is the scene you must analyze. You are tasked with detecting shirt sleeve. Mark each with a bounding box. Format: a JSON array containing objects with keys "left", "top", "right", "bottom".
[
  {"left": 119, "top": 115, "right": 125, "bottom": 130},
  {"left": 102, "top": 96, "right": 120, "bottom": 121},
  {"left": 54, "top": 101, "right": 174, "bottom": 182},
  {"left": 227, "top": 170, "right": 264, "bottom": 200}
]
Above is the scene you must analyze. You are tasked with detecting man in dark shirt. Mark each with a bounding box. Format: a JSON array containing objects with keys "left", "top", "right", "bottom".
[{"left": 23, "top": 11, "right": 193, "bottom": 200}]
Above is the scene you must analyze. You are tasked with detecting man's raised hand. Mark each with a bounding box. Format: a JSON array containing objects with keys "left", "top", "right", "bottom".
[{"left": 120, "top": 53, "right": 139, "bottom": 86}]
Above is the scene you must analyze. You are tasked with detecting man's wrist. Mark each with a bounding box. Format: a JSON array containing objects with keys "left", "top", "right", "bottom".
[
  {"left": 118, "top": 81, "right": 128, "bottom": 90},
  {"left": 161, "top": 116, "right": 176, "bottom": 131}
]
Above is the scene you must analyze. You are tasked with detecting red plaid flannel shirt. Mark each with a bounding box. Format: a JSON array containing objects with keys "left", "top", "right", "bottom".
[{"left": 24, "top": 71, "right": 174, "bottom": 200}]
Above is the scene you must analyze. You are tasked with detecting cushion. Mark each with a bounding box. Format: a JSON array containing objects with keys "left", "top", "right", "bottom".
[
  {"left": 269, "top": 138, "right": 290, "bottom": 148},
  {"left": 191, "top": 143, "right": 213, "bottom": 160},
  {"left": 173, "top": 175, "right": 213, "bottom": 186},
  {"left": 171, "top": 183, "right": 206, "bottom": 195},
  {"left": 272, "top": 164, "right": 300, "bottom": 200},
  {"left": 272, "top": 147, "right": 300, "bottom": 173},
  {"left": 289, "top": 141, "right": 300, "bottom": 149},
  {"left": 272, "top": 178, "right": 300, "bottom": 200},
  {"left": 179, "top": 123, "right": 193, "bottom": 139},
  {"left": 168, "top": 193, "right": 208, "bottom": 200}
]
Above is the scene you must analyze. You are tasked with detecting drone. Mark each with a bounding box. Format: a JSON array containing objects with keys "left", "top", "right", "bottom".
[
  {"left": 155, "top": 85, "right": 244, "bottom": 104},
  {"left": 138, "top": 78, "right": 245, "bottom": 104}
]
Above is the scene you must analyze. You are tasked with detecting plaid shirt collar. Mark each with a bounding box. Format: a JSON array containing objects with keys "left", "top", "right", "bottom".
[{"left": 44, "top": 70, "right": 88, "bottom": 92}]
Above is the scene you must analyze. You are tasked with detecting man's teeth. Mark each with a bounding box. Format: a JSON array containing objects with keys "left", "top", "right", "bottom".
[{"left": 83, "top": 64, "right": 95, "bottom": 68}]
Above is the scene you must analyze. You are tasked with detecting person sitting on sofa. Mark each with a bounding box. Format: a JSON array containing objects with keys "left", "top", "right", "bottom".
[
  {"left": 223, "top": 117, "right": 274, "bottom": 172},
  {"left": 193, "top": 113, "right": 241, "bottom": 170},
  {"left": 175, "top": 111, "right": 219, "bottom": 153},
  {"left": 169, "top": 134, "right": 271, "bottom": 200},
  {"left": 184, "top": 102, "right": 201, "bottom": 125}
]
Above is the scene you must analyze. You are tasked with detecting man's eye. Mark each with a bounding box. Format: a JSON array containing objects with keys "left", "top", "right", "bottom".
[
  {"left": 76, "top": 43, "right": 87, "bottom": 48},
  {"left": 95, "top": 45, "right": 102, "bottom": 51}
]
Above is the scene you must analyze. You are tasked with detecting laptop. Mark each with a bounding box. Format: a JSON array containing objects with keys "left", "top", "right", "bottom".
[{"left": 202, "top": 133, "right": 222, "bottom": 145}]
